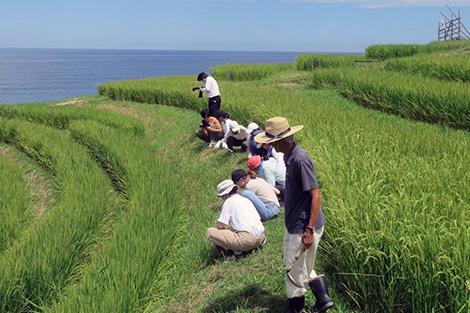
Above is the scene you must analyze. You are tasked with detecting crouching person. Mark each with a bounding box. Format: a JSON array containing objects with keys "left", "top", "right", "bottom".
[
  {"left": 207, "top": 180, "right": 266, "bottom": 258},
  {"left": 196, "top": 109, "right": 223, "bottom": 146},
  {"left": 231, "top": 169, "right": 280, "bottom": 222}
]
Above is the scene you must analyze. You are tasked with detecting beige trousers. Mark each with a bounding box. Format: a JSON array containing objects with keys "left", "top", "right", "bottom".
[
  {"left": 207, "top": 227, "right": 265, "bottom": 252},
  {"left": 283, "top": 227, "right": 324, "bottom": 298}
]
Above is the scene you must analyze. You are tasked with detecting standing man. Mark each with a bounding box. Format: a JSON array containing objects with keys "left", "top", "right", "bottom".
[
  {"left": 255, "top": 117, "right": 334, "bottom": 313},
  {"left": 193, "top": 72, "right": 221, "bottom": 117}
]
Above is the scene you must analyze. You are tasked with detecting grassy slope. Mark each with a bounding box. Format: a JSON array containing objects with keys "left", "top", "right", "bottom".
[
  {"left": 0, "top": 151, "right": 32, "bottom": 253},
  {"left": 0, "top": 120, "right": 119, "bottom": 312},
  {"left": 91, "top": 99, "right": 353, "bottom": 313},
  {"left": 96, "top": 68, "right": 470, "bottom": 312}
]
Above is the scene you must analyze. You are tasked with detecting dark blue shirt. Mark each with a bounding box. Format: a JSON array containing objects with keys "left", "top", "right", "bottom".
[
  {"left": 284, "top": 145, "right": 324, "bottom": 234},
  {"left": 249, "top": 129, "right": 273, "bottom": 158}
]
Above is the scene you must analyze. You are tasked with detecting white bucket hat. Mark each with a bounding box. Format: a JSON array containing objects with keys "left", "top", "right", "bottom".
[
  {"left": 254, "top": 117, "right": 303, "bottom": 144},
  {"left": 230, "top": 121, "right": 241, "bottom": 133},
  {"left": 246, "top": 122, "right": 259, "bottom": 134},
  {"left": 217, "top": 179, "right": 236, "bottom": 196}
]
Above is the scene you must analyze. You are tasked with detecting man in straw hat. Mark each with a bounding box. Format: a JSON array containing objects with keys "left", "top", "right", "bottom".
[
  {"left": 255, "top": 117, "right": 334, "bottom": 313},
  {"left": 207, "top": 180, "right": 266, "bottom": 259}
]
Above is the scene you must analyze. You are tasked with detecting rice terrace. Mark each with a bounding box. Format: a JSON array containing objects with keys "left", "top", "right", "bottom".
[{"left": 0, "top": 38, "right": 469, "bottom": 313}]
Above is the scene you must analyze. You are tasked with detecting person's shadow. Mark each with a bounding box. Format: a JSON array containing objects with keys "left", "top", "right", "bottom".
[{"left": 202, "top": 284, "right": 286, "bottom": 313}]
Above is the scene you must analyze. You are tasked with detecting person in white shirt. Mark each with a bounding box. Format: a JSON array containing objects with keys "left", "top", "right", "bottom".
[
  {"left": 207, "top": 180, "right": 266, "bottom": 254},
  {"left": 232, "top": 169, "right": 280, "bottom": 221},
  {"left": 195, "top": 72, "right": 221, "bottom": 117},
  {"left": 215, "top": 111, "right": 233, "bottom": 136},
  {"left": 218, "top": 121, "right": 250, "bottom": 152}
]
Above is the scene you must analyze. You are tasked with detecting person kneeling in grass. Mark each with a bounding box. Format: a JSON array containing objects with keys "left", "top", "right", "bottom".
[
  {"left": 247, "top": 154, "right": 286, "bottom": 201},
  {"left": 215, "top": 121, "right": 249, "bottom": 152},
  {"left": 231, "top": 169, "right": 280, "bottom": 222},
  {"left": 196, "top": 109, "right": 223, "bottom": 146},
  {"left": 207, "top": 180, "right": 266, "bottom": 257}
]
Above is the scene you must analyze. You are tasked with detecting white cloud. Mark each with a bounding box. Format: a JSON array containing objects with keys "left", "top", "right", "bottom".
[{"left": 290, "top": 0, "right": 470, "bottom": 8}]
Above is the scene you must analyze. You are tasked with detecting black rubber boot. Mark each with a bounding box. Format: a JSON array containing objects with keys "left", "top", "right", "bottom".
[
  {"left": 308, "top": 276, "right": 334, "bottom": 313},
  {"left": 287, "top": 296, "right": 305, "bottom": 313}
]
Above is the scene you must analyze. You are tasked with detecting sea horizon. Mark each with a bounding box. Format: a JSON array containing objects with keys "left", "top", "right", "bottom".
[
  {"left": 0, "top": 48, "right": 361, "bottom": 105},
  {"left": 0, "top": 46, "right": 363, "bottom": 54}
]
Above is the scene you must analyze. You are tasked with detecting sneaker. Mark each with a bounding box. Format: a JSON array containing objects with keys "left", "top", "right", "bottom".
[
  {"left": 226, "top": 250, "right": 243, "bottom": 262},
  {"left": 209, "top": 141, "right": 216, "bottom": 147}
]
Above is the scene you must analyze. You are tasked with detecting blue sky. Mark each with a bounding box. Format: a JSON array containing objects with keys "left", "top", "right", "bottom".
[{"left": 0, "top": 0, "right": 469, "bottom": 52}]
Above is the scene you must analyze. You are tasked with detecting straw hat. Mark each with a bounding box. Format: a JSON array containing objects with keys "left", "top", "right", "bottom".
[
  {"left": 216, "top": 179, "right": 236, "bottom": 196},
  {"left": 254, "top": 117, "right": 303, "bottom": 144}
]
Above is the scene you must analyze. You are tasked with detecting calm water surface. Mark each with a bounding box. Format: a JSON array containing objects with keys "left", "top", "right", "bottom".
[{"left": 0, "top": 48, "right": 301, "bottom": 104}]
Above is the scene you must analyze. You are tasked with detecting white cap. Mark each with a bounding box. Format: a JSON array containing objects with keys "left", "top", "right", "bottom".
[
  {"left": 230, "top": 121, "right": 240, "bottom": 133},
  {"left": 246, "top": 122, "right": 259, "bottom": 134},
  {"left": 217, "top": 180, "right": 236, "bottom": 196}
]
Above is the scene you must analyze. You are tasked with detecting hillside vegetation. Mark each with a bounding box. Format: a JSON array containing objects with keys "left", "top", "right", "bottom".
[
  {"left": 0, "top": 40, "right": 468, "bottom": 313},
  {"left": 99, "top": 52, "right": 469, "bottom": 312}
]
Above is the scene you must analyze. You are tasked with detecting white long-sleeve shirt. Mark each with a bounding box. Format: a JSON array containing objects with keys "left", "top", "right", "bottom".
[
  {"left": 221, "top": 118, "right": 233, "bottom": 135},
  {"left": 223, "top": 125, "right": 250, "bottom": 142},
  {"left": 200, "top": 76, "right": 220, "bottom": 98}
]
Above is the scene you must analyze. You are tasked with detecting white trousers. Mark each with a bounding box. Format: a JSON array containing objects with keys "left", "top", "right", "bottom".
[{"left": 283, "top": 227, "right": 324, "bottom": 298}]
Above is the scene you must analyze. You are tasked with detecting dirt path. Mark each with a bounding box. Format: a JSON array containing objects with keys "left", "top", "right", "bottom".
[{"left": 0, "top": 145, "right": 53, "bottom": 215}]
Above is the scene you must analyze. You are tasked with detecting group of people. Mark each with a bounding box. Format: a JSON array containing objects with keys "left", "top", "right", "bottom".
[{"left": 193, "top": 72, "right": 334, "bottom": 313}]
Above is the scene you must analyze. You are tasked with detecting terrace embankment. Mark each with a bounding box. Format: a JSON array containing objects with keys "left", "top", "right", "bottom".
[{"left": 98, "top": 62, "right": 469, "bottom": 312}]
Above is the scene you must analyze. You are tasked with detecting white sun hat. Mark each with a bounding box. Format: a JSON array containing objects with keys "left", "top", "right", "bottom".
[
  {"left": 217, "top": 179, "right": 236, "bottom": 196},
  {"left": 230, "top": 121, "right": 241, "bottom": 133},
  {"left": 246, "top": 122, "right": 259, "bottom": 134}
]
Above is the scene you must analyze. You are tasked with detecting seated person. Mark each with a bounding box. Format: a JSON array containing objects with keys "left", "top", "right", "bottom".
[
  {"left": 231, "top": 169, "right": 280, "bottom": 221},
  {"left": 216, "top": 121, "right": 249, "bottom": 152},
  {"left": 246, "top": 122, "right": 276, "bottom": 159},
  {"left": 207, "top": 180, "right": 266, "bottom": 256},
  {"left": 196, "top": 109, "right": 223, "bottom": 146},
  {"left": 247, "top": 155, "right": 286, "bottom": 187}
]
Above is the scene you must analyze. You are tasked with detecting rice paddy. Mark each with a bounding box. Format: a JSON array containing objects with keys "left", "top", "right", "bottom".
[{"left": 0, "top": 41, "right": 468, "bottom": 313}]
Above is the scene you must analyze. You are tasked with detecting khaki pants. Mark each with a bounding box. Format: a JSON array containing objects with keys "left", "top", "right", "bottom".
[
  {"left": 283, "top": 227, "right": 324, "bottom": 298},
  {"left": 207, "top": 227, "right": 265, "bottom": 252}
]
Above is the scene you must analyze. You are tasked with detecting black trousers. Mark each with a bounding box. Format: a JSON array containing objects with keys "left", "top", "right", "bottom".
[
  {"left": 208, "top": 96, "right": 221, "bottom": 117},
  {"left": 227, "top": 136, "right": 247, "bottom": 152},
  {"left": 197, "top": 129, "right": 224, "bottom": 143}
]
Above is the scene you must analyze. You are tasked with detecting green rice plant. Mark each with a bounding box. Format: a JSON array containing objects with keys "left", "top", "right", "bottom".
[
  {"left": 365, "top": 44, "right": 423, "bottom": 59},
  {"left": 426, "top": 39, "right": 470, "bottom": 53},
  {"left": 98, "top": 75, "right": 470, "bottom": 312},
  {"left": 211, "top": 63, "right": 293, "bottom": 81},
  {"left": 98, "top": 76, "right": 207, "bottom": 112},
  {"left": 45, "top": 120, "right": 182, "bottom": 313},
  {"left": 0, "top": 104, "right": 145, "bottom": 136},
  {"left": 295, "top": 54, "right": 362, "bottom": 71},
  {"left": 0, "top": 153, "right": 32, "bottom": 253},
  {"left": 0, "top": 119, "right": 115, "bottom": 313},
  {"left": 310, "top": 67, "right": 470, "bottom": 130},
  {"left": 365, "top": 40, "right": 470, "bottom": 59},
  {"left": 385, "top": 54, "right": 470, "bottom": 82}
]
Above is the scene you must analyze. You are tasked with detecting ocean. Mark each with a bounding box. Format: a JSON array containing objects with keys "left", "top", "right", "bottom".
[{"left": 0, "top": 48, "right": 301, "bottom": 104}]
